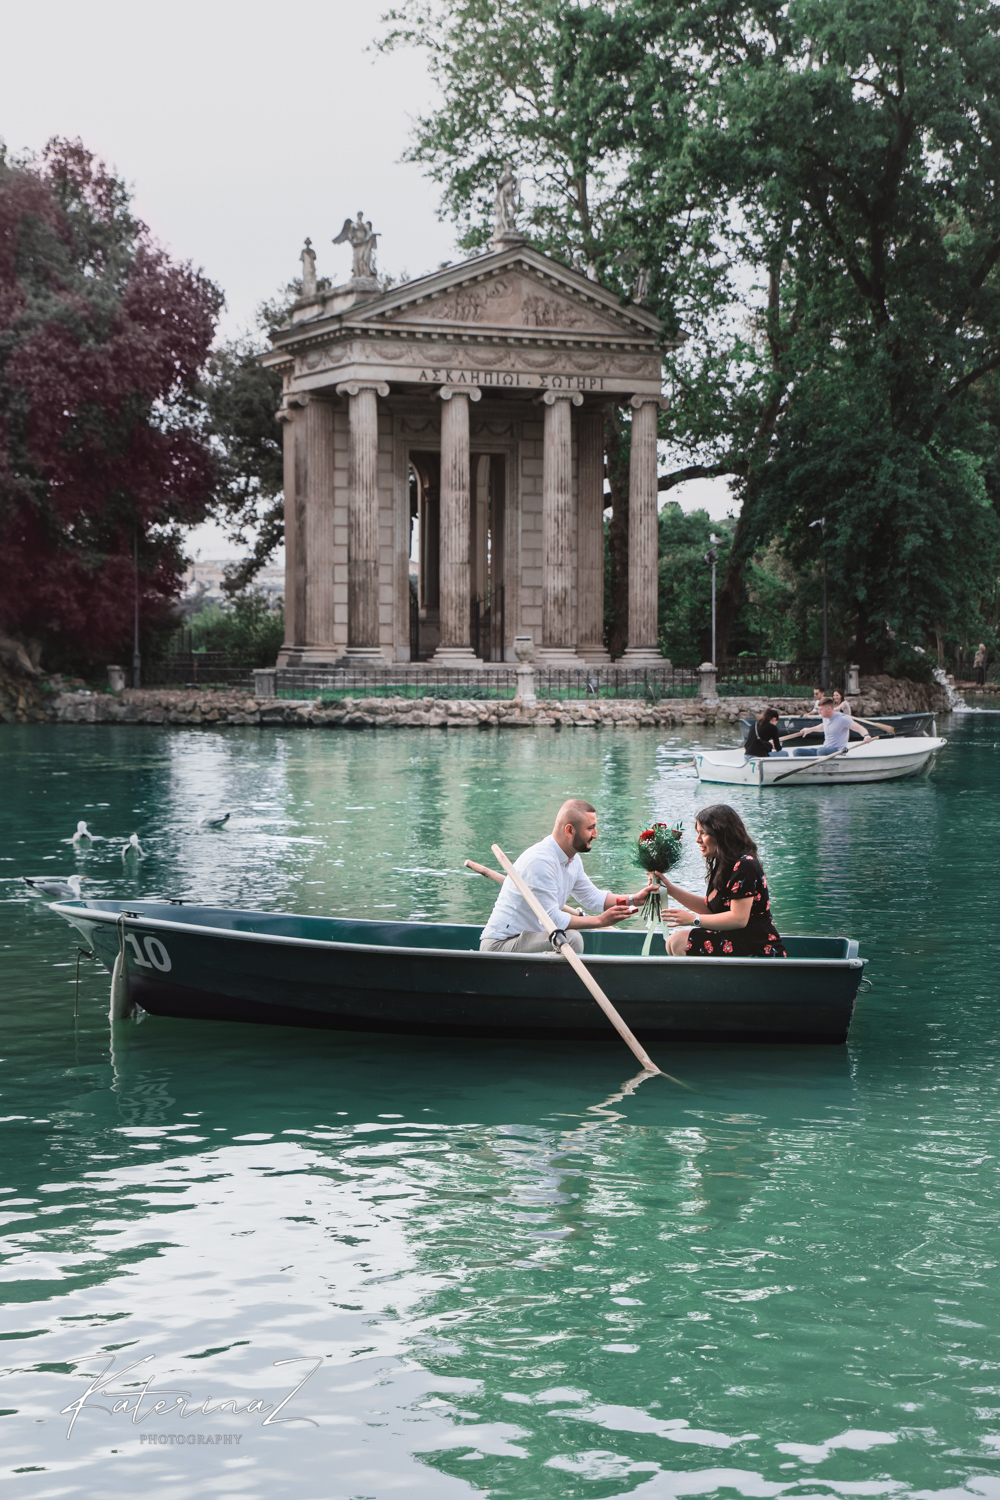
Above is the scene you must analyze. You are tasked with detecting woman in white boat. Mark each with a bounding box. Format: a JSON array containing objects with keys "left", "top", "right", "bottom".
[
  {"left": 743, "top": 706, "right": 784, "bottom": 757},
  {"left": 651, "top": 805, "right": 786, "bottom": 958}
]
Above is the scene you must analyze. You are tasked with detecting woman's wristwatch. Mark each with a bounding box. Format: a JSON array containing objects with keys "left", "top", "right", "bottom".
[{"left": 691, "top": 916, "right": 700, "bottom": 926}]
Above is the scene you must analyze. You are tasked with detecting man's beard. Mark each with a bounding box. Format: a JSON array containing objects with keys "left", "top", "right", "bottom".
[{"left": 572, "top": 832, "right": 593, "bottom": 853}]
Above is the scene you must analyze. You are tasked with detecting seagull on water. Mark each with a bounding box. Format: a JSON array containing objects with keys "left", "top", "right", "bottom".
[
  {"left": 72, "top": 820, "right": 94, "bottom": 843},
  {"left": 121, "top": 833, "right": 145, "bottom": 860},
  {"left": 199, "top": 811, "right": 231, "bottom": 828},
  {"left": 23, "top": 874, "right": 88, "bottom": 900}
]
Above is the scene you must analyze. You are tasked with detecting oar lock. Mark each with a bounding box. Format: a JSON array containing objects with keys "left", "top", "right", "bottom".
[{"left": 549, "top": 928, "right": 569, "bottom": 952}]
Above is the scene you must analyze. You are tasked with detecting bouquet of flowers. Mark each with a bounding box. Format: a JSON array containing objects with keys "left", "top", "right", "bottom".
[{"left": 631, "top": 822, "right": 683, "bottom": 923}]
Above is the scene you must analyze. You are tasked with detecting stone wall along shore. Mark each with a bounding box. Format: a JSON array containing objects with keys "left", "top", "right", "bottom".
[{"left": 4, "top": 672, "right": 950, "bottom": 728}]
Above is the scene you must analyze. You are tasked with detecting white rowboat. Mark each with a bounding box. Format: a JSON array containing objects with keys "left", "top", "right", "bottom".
[{"left": 696, "top": 735, "right": 947, "bottom": 786}]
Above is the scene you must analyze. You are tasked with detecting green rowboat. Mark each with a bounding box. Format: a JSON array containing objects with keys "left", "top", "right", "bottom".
[{"left": 50, "top": 899, "right": 868, "bottom": 1045}]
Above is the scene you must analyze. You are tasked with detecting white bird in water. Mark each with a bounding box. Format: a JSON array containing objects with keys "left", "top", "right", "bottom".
[
  {"left": 121, "top": 833, "right": 145, "bottom": 860},
  {"left": 23, "top": 874, "right": 88, "bottom": 900},
  {"left": 72, "top": 820, "right": 94, "bottom": 843},
  {"left": 199, "top": 811, "right": 231, "bottom": 828}
]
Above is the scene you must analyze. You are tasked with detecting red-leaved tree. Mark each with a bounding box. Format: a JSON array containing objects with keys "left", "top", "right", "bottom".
[{"left": 0, "top": 138, "right": 223, "bottom": 672}]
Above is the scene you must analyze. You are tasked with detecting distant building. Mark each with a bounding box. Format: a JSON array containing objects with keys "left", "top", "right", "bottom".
[{"left": 182, "top": 561, "right": 284, "bottom": 611}]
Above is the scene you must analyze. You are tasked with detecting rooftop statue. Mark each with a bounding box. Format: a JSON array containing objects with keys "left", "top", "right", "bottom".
[
  {"left": 491, "top": 164, "right": 524, "bottom": 250},
  {"left": 300, "top": 237, "right": 317, "bottom": 297},
  {"left": 333, "top": 212, "right": 379, "bottom": 281}
]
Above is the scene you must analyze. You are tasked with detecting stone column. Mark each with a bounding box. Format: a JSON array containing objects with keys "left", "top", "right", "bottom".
[
  {"left": 431, "top": 385, "right": 482, "bottom": 665},
  {"left": 622, "top": 393, "right": 669, "bottom": 667},
  {"left": 275, "top": 394, "right": 337, "bottom": 667},
  {"left": 538, "top": 390, "right": 584, "bottom": 665},
  {"left": 576, "top": 405, "right": 610, "bottom": 663},
  {"left": 337, "top": 380, "right": 389, "bottom": 664},
  {"left": 302, "top": 397, "right": 336, "bottom": 653},
  {"left": 275, "top": 398, "right": 304, "bottom": 665}
]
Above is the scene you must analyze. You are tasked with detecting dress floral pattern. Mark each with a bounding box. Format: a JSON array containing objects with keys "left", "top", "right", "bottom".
[{"left": 685, "top": 853, "right": 786, "bottom": 958}]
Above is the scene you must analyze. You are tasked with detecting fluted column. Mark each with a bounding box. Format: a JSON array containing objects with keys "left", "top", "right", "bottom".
[
  {"left": 432, "top": 385, "right": 481, "bottom": 665},
  {"left": 275, "top": 398, "right": 305, "bottom": 664},
  {"left": 576, "top": 406, "right": 610, "bottom": 663},
  {"left": 538, "top": 390, "right": 584, "bottom": 665},
  {"left": 303, "top": 398, "right": 336, "bottom": 651},
  {"left": 337, "top": 379, "right": 389, "bottom": 663},
  {"left": 622, "top": 393, "right": 669, "bottom": 666},
  {"left": 275, "top": 395, "right": 337, "bottom": 666}
]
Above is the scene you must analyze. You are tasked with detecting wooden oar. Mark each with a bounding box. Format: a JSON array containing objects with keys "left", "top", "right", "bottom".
[
  {"left": 490, "top": 842, "right": 676, "bottom": 1082},
  {"left": 850, "top": 714, "right": 894, "bottom": 735},
  {"left": 770, "top": 746, "right": 851, "bottom": 784}
]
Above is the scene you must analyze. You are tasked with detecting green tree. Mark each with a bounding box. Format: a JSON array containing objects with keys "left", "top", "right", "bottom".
[
  {"left": 627, "top": 0, "right": 1000, "bottom": 666},
  {"left": 199, "top": 279, "right": 318, "bottom": 595},
  {"left": 656, "top": 505, "right": 730, "bottom": 663},
  {"left": 185, "top": 590, "right": 285, "bottom": 666},
  {"left": 202, "top": 331, "right": 284, "bottom": 596}
]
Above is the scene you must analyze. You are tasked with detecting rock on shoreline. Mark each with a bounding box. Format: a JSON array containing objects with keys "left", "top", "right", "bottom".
[{"left": 0, "top": 673, "right": 951, "bottom": 728}]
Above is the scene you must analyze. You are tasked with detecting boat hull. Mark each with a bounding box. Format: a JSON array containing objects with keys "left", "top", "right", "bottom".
[
  {"left": 697, "top": 736, "right": 947, "bottom": 786},
  {"left": 51, "top": 902, "right": 868, "bottom": 1045}
]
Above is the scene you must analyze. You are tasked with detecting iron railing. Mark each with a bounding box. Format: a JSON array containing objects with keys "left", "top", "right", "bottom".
[
  {"left": 274, "top": 665, "right": 699, "bottom": 702},
  {"left": 140, "top": 652, "right": 255, "bottom": 688},
  {"left": 716, "top": 657, "right": 841, "bottom": 697},
  {"left": 131, "top": 654, "right": 847, "bottom": 701}
]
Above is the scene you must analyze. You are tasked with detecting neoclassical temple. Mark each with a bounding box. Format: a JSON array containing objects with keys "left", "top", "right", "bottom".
[{"left": 264, "top": 215, "right": 670, "bottom": 668}]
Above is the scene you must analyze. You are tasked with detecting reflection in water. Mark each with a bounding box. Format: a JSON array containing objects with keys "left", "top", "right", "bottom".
[{"left": 2, "top": 717, "right": 999, "bottom": 1498}]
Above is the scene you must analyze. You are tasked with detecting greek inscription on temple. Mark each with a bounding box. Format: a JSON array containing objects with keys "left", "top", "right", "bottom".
[{"left": 416, "top": 368, "right": 605, "bottom": 391}]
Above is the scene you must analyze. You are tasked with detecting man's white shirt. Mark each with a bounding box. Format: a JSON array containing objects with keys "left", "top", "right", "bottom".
[
  {"left": 822, "top": 713, "right": 852, "bottom": 751},
  {"left": 481, "top": 835, "right": 608, "bottom": 941}
]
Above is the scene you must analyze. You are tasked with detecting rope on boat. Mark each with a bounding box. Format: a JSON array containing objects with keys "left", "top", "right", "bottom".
[
  {"left": 109, "top": 913, "right": 132, "bottom": 1021},
  {"left": 74, "top": 948, "right": 94, "bottom": 1019}
]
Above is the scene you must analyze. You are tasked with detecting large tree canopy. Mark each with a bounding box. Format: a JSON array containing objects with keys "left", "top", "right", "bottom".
[
  {"left": 630, "top": 0, "right": 1000, "bottom": 666},
  {"left": 382, "top": 0, "right": 1000, "bottom": 670},
  {"left": 0, "top": 138, "right": 222, "bottom": 670}
]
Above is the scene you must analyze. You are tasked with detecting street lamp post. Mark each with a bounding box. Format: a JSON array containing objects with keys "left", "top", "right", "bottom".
[
  {"left": 809, "top": 517, "right": 830, "bottom": 691},
  {"left": 704, "top": 533, "right": 718, "bottom": 665},
  {"left": 132, "top": 526, "right": 142, "bottom": 690}
]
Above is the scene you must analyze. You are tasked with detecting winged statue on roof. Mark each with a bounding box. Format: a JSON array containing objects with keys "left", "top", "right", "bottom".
[{"left": 332, "top": 212, "right": 379, "bottom": 280}]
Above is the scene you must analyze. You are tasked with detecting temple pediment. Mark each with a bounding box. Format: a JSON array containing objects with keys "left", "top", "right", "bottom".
[
  {"left": 264, "top": 243, "right": 669, "bottom": 399},
  {"left": 353, "top": 246, "right": 661, "bottom": 344}
]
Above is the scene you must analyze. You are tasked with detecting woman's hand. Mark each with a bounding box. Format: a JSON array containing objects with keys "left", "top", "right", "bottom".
[{"left": 664, "top": 906, "right": 697, "bottom": 927}]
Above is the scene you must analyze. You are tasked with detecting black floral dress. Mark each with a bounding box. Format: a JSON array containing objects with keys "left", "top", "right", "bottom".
[{"left": 685, "top": 853, "right": 786, "bottom": 958}]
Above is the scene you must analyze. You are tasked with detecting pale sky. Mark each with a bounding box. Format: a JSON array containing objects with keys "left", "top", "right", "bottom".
[{"left": 4, "top": 0, "right": 732, "bottom": 563}]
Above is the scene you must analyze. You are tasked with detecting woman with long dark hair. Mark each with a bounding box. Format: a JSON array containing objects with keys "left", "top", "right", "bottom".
[
  {"left": 654, "top": 804, "right": 785, "bottom": 958},
  {"left": 744, "top": 707, "right": 784, "bottom": 757}
]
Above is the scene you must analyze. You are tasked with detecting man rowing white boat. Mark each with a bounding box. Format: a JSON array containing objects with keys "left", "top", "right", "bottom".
[
  {"left": 480, "top": 799, "right": 648, "bottom": 954},
  {"left": 783, "top": 696, "right": 872, "bottom": 752}
]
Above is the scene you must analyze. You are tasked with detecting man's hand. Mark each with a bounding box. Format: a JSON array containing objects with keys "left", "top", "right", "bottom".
[{"left": 597, "top": 904, "right": 638, "bottom": 927}]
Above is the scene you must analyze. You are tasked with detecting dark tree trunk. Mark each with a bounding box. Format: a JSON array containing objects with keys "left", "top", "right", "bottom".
[
  {"left": 713, "top": 487, "right": 758, "bottom": 659},
  {"left": 605, "top": 409, "right": 630, "bottom": 660},
  {"left": 853, "top": 605, "right": 884, "bottom": 674}
]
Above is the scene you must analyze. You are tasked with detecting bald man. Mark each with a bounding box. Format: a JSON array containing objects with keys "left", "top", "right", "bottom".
[{"left": 479, "top": 799, "right": 647, "bottom": 954}]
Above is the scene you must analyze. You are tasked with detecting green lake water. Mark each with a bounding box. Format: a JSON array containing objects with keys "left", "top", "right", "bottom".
[{"left": 2, "top": 714, "right": 999, "bottom": 1499}]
